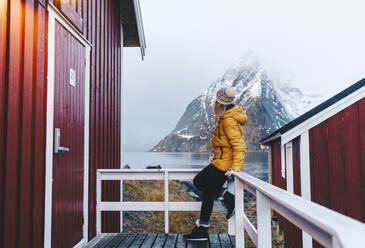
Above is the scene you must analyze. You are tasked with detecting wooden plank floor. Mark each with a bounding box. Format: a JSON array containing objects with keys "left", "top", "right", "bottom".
[{"left": 84, "top": 233, "right": 236, "bottom": 248}]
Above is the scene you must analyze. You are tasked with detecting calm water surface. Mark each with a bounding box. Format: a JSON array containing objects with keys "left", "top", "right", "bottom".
[{"left": 122, "top": 152, "right": 268, "bottom": 182}]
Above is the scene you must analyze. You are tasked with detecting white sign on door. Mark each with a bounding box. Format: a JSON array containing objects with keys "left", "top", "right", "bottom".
[{"left": 70, "top": 68, "right": 76, "bottom": 87}]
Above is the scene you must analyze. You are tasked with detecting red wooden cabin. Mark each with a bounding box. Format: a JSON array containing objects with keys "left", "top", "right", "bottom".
[
  {"left": 0, "top": 0, "right": 145, "bottom": 247},
  {"left": 261, "top": 79, "right": 365, "bottom": 248}
]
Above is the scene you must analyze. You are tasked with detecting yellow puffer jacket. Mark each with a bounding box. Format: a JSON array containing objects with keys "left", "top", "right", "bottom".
[{"left": 211, "top": 105, "right": 246, "bottom": 172}]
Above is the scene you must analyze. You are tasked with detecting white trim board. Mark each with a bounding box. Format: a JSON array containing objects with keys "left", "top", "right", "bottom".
[
  {"left": 285, "top": 142, "right": 294, "bottom": 194},
  {"left": 44, "top": 4, "right": 91, "bottom": 248},
  {"left": 299, "top": 131, "right": 313, "bottom": 248},
  {"left": 280, "top": 144, "right": 286, "bottom": 179},
  {"left": 299, "top": 131, "right": 311, "bottom": 201},
  {"left": 281, "top": 86, "right": 365, "bottom": 144}
]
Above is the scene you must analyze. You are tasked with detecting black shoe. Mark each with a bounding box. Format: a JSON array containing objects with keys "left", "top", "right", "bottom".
[
  {"left": 183, "top": 226, "right": 208, "bottom": 241},
  {"left": 223, "top": 191, "right": 235, "bottom": 219}
]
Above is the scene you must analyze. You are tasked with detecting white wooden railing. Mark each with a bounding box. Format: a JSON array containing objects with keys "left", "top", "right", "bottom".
[{"left": 96, "top": 169, "right": 365, "bottom": 248}]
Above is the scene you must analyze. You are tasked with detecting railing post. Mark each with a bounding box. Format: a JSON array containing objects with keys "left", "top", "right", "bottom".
[
  {"left": 257, "top": 191, "right": 271, "bottom": 248},
  {"left": 228, "top": 179, "right": 235, "bottom": 235},
  {"left": 120, "top": 179, "right": 123, "bottom": 232},
  {"left": 164, "top": 170, "right": 169, "bottom": 233},
  {"left": 235, "top": 177, "right": 245, "bottom": 247},
  {"left": 96, "top": 171, "right": 101, "bottom": 234}
]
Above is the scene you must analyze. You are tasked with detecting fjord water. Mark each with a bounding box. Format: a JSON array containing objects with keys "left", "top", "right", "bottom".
[{"left": 122, "top": 151, "right": 269, "bottom": 182}]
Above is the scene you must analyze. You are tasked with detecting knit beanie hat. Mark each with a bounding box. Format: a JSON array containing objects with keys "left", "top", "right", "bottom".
[{"left": 216, "top": 87, "right": 235, "bottom": 105}]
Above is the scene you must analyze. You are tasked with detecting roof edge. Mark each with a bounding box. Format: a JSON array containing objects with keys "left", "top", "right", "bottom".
[
  {"left": 260, "top": 132, "right": 281, "bottom": 145},
  {"left": 133, "top": 0, "right": 146, "bottom": 59}
]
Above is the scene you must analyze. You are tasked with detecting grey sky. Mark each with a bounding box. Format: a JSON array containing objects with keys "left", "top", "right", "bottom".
[{"left": 122, "top": 0, "right": 365, "bottom": 151}]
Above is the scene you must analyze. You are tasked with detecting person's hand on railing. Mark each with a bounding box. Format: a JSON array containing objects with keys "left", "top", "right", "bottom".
[
  {"left": 225, "top": 168, "right": 238, "bottom": 179},
  {"left": 208, "top": 152, "right": 215, "bottom": 164}
]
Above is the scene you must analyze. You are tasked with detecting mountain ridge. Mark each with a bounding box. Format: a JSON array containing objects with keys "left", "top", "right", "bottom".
[{"left": 151, "top": 51, "right": 324, "bottom": 152}]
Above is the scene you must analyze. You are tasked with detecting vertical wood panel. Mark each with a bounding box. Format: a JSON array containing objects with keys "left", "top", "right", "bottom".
[
  {"left": 32, "top": 4, "right": 47, "bottom": 247},
  {"left": 1, "top": 2, "right": 48, "bottom": 246},
  {"left": 19, "top": 0, "right": 35, "bottom": 246},
  {"left": 327, "top": 112, "right": 346, "bottom": 213},
  {"left": 3, "top": 0, "right": 23, "bottom": 246},
  {"left": 272, "top": 142, "right": 286, "bottom": 190},
  {"left": 111, "top": 2, "right": 115, "bottom": 169},
  {"left": 87, "top": 0, "right": 122, "bottom": 237},
  {"left": 343, "top": 103, "right": 362, "bottom": 220},
  {"left": 292, "top": 136, "right": 301, "bottom": 196},
  {"left": 117, "top": 8, "right": 121, "bottom": 174},
  {"left": 0, "top": 0, "right": 8, "bottom": 245},
  {"left": 310, "top": 124, "right": 329, "bottom": 248},
  {"left": 291, "top": 136, "right": 303, "bottom": 248},
  {"left": 310, "top": 122, "right": 330, "bottom": 207},
  {"left": 358, "top": 98, "right": 365, "bottom": 222}
]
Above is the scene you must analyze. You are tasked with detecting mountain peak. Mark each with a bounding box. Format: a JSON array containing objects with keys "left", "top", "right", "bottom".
[
  {"left": 151, "top": 51, "right": 323, "bottom": 152},
  {"left": 232, "top": 50, "right": 260, "bottom": 68},
  {"left": 222, "top": 50, "right": 261, "bottom": 82}
]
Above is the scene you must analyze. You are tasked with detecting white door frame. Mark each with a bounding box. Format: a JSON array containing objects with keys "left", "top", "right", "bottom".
[{"left": 44, "top": 3, "right": 91, "bottom": 248}]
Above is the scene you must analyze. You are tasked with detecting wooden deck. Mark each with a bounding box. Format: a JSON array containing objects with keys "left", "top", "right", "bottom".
[{"left": 84, "top": 233, "right": 236, "bottom": 248}]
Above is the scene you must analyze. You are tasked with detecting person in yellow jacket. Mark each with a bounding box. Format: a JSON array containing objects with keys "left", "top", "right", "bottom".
[{"left": 184, "top": 87, "right": 246, "bottom": 241}]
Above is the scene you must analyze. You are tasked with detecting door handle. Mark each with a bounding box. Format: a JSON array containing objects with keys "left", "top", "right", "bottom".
[{"left": 54, "top": 128, "right": 70, "bottom": 154}]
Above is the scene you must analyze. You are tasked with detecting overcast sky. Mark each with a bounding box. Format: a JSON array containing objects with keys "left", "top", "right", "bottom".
[{"left": 122, "top": 0, "right": 365, "bottom": 152}]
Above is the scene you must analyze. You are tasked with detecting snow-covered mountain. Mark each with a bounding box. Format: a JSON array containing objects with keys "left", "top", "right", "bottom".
[{"left": 151, "top": 51, "right": 324, "bottom": 152}]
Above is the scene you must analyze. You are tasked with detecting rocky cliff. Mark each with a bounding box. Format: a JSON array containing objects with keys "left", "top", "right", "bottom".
[{"left": 152, "top": 51, "right": 323, "bottom": 152}]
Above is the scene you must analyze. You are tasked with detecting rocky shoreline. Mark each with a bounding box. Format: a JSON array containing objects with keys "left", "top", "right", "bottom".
[{"left": 122, "top": 180, "right": 287, "bottom": 247}]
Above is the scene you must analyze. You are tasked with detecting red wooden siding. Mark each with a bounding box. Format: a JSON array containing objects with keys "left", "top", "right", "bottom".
[
  {"left": 292, "top": 136, "right": 301, "bottom": 196},
  {"left": 271, "top": 139, "right": 303, "bottom": 248},
  {"left": 359, "top": 98, "right": 365, "bottom": 222},
  {"left": 343, "top": 104, "right": 362, "bottom": 220},
  {"left": 1, "top": 0, "right": 124, "bottom": 246},
  {"left": 289, "top": 136, "right": 302, "bottom": 248},
  {"left": 0, "top": 1, "right": 47, "bottom": 247},
  {"left": 0, "top": 0, "right": 8, "bottom": 245},
  {"left": 85, "top": 0, "right": 122, "bottom": 237},
  {"left": 309, "top": 100, "right": 365, "bottom": 247},
  {"left": 271, "top": 143, "right": 294, "bottom": 246},
  {"left": 271, "top": 142, "right": 286, "bottom": 190},
  {"left": 328, "top": 112, "right": 346, "bottom": 213},
  {"left": 52, "top": 21, "right": 86, "bottom": 248},
  {"left": 50, "top": 0, "right": 83, "bottom": 31}
]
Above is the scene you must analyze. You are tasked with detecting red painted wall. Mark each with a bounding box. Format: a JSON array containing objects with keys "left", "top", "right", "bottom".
[
  {"left": 292, "top": 137, "right": 301, "bottom": 196},
  {"left": 1, "top": 0, "right": 123, "bottom": 246},
  {"left": 309, "top": 99, "right": 365, "bottom": 247},
  {"left": 53, "top": 0, "right": 123, "bottom": 238},
  {"left": 52, "top": 21, "right": 86, "bottom": 248},
  {"left": 268, "top": 98, "right": 365, "bottom": 248},
  {"left": 271, "top": 138, "right": 303, "bottom": 248},
  {"left": 271, "top": 142, "right": 285, "bottom": 190},
  {"left": 0, "top": 1, "right": 47, "bottom": 247},
  {"left": 288, "top": 136, "right": 302, "bottom": 248},
  {"left": 84, "top": 0, "right": 122, "bottom": 237}
]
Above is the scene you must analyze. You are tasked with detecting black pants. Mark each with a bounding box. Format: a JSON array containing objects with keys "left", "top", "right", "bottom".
[{"left": 193, "top": 164, "right": 228, "bottom": 223}]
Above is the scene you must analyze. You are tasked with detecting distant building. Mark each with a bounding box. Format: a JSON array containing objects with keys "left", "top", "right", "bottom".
[
  {"left": 261, "top": 79, "right": 365, "bottom": 248},
  {"left": 0, "top": 0, "right": 145, "bottom": 247}
]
